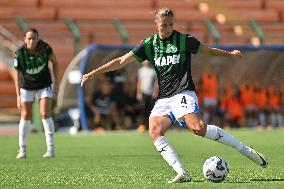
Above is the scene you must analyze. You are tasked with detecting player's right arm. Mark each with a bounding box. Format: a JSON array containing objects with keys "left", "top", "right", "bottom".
[
  {"left": 13, "top": 53, "right": 22, "bottom": 109},
  {"left": 14, "top": 71, "right": 22, "bottom": 109},
  {"left": 81, "top": 51, "right": 136, "bottom": 87}
]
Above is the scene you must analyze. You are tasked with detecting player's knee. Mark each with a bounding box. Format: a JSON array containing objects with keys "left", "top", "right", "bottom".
[
  {"left": 192, "top": 120, "right": 207, "bottom": 136},
  {"left": 40, "top": 111, "right": 51, "bottom": 119},
  {"left": 149, "top": 128, "right": 158, "bottom": 141},
  {"left": 148, "top": 125, "right": 163, "bottom": 141},
  {"left": 21, "top": 110, "right": 31, "bottom": 120}
]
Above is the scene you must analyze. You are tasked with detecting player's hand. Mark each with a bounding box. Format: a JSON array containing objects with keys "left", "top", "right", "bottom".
[
  {"left": 230, "top": 50, "right": 242, "bottom": 58},
  {"left": 81, "top": 73, "right": 93, "bottom": 87}
]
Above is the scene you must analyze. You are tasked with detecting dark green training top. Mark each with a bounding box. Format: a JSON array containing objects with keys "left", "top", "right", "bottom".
[
  {"left": 14, "top": 40, "right": 53, "bottom": 90},
  {"left": 131, "top": 30, "right": 201, "bottom": 99}
]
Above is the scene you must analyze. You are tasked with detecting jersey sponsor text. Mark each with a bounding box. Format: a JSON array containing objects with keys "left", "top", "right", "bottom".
[{"left": 154, "top": 54, "right": 180, "bottom": 66}]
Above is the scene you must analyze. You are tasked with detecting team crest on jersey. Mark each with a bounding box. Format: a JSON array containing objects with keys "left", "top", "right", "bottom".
[
  {"left": 154, "top": 46, "right": 160, "bottom": 52},
  {"left": 166, "top": 44, "right": 178, "bottom": 53},
  {"left": 154, "top": 44, "right": 178, "bottom": 53}
]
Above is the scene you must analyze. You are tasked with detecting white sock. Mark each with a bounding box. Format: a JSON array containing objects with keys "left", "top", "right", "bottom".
[
  {"left": 18, "top": 119, "right": 31, "bottom": 151},
  {"left": 204, "top": 125, "right": 244, "bottom": 151},
  {"left": 154, "top": 136, "right": 187, "bottom": 174},
  {"left": 42, "top": 117, "right": 55, "bottom": 152}
]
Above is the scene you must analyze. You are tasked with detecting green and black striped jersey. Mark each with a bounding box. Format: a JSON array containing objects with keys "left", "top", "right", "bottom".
[
  {"left": 131, "top": 30, "right": 201, "bottom": 99},
  {"left": 14, "top": 40, "right": 53, "bottom": 90}
]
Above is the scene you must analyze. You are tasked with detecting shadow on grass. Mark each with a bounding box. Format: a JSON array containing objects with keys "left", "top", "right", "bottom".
[
  {"left": 193, "top": 180, "right": 251, "bottom": 184},
  {"left": 251, "top": 178, "right": 284, "bottom": 182},
  {"left": 225, "top": 178, "right": 284, "bottom": 183}
]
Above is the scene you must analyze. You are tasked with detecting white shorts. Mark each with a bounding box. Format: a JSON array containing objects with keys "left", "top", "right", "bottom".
[
  {"left": 20, "top": 86, "right": 53, "bottom": 102},
  {"left": 150, "top": 90, "right": 200, "bottom": 128}
]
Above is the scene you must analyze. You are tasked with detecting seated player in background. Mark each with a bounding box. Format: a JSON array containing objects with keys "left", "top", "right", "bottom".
[
  {"left": 85, "top": 77, "right": 120, "bottom": 131},
  {"left": 136, "top": 60, "right": 158, "bottom": 129},
  {"left": 200, "top": 64, "right": 218, "bottom": 124}
]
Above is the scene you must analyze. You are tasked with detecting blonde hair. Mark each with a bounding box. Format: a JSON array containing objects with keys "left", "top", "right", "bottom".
[{"left": 154, "top": 8, "right": 174, "bottom": 22}]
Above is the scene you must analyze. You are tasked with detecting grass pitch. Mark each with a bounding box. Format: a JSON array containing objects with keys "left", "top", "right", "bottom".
[{"left": 0, "top": 129, "right": 284, "bottom": 189}]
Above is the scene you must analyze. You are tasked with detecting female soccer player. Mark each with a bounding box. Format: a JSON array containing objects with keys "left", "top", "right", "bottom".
[
  {"left": 81, "top": 8, "right": 268, "bottom": 183},
  {"left": 14, "top": 28, "right": 58, "bottom": 159}
]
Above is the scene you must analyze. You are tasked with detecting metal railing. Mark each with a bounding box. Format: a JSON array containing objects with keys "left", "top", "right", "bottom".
[
  {"left": 65, "top": 18, "right": 81, "bottom": 55},
  {"left": 204, "top": 19, "right": 221, "bottom": 45},
  {"left": 0, "top": 25, "right": 21, "bottom": 68},
  {"left": 113, "top": 18, "right": 129, "bottom": 45},
  {"left": 249, "top": 20, "right": 265, "bottom": 45}
]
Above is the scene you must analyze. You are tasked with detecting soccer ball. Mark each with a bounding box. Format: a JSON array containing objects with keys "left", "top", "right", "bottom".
[{"left": 202, "top": 156, "right": 229, "bottom": 183}]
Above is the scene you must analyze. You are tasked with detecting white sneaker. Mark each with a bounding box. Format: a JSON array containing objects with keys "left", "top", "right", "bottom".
[
  {"left": 43, "top": 151, "right": 55, "bottom": 158},
  {"left": 240, "top": 146, "right": 268, "bottom": 168},
  {"left": 168, "top": 172, "right": 191, "bottom": 183},
  {"left": 16, "top": 150, "right": 26, "bottom": 159}
]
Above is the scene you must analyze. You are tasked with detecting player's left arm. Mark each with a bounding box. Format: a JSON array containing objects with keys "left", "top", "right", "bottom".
[
  {"left": 49, "top": 52, "right": 59, "bottom": 97},
  {"left": 198, "top": 45, "right": 242, "bottom": 58}
]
